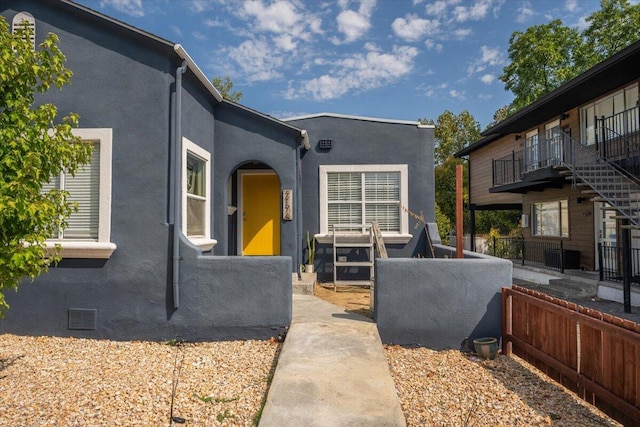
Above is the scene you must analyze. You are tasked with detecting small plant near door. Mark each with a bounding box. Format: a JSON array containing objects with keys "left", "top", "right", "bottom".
[{"left": 306, "top": 231, "right": 316, "bottom": 273}]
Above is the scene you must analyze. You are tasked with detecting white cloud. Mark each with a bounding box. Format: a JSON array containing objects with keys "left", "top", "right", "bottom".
[
  {"left": 171, "top": 25, "right": 183, "bottom": 38},
  {"left": 480, "top": 74, "right": 495, "bottom": 84},
  {"left": 227, "top": 39, "right": 284, "bottom": 82},
  {"left": 453, "top": 0, "right": 491, "bottom": 22},
  {"left": 424, "top": 39, "right": 443, "bottom": 51},
  {"left": 449, "top": 89, "right": 466, "bottom": 100},
  {"left": 516, "top": 1, "right": 535, "bottom": 23},
  {"left": 334, "top": 0, "right": 377, "bottom": 43},
  {"left": 275, "top": 34, "right": 297, "bottom": 51},
  {"left": 290, "top": 45, "right": 418, "bottom": 100},
  {"left": 192, "top": 31, "right": 207, "bottom": 41},
  {"left": 392, "top": 14, "right": 440, "bottom": 42},
  {"left": 243, "top": 1, "right": 301, "bottom": 34},
  {"left": 480, "top": 45, "right": 501, "bottom": 66},
  {"left": 189, "top": 0, "right": 212, "bottom": 13},
  {"left": 99, "top": 0, "right": 144, "bottom": 17},
  {"left": 565, "top": 0, "right": 578, "bottom": 12},
  {"left": 453, "top": 28, "right": 472, "bottom": 39},
  {"left": 203, "top": 18, "right": 223, "bottom": 28},
  {"left": 425, "top": 0, "right": 449, "bottom": 17}
]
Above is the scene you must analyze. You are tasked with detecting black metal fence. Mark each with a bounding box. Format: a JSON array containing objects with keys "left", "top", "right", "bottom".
[
  {"left": 598, "top": 243, "right": 640, "bottom": 285},
  {"left": 491, "top": 237, "right": 579, "bottom": 273},
  {"left": 492, "top": 150, "right": 522, "bottom": 186}
]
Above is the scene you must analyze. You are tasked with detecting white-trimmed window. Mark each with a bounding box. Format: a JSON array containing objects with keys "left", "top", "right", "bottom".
[
  {"left": 532, "top": 200, "right": 568, "bottom": 237},
  {"left": 318, "top": 165, "right": 411, "bottom": 244},
  {"left": 181, "top": 138, "right": 216, "bottom": 251},
  {"left": 43, "top": 128, "right": 116, "bottom": 258}
]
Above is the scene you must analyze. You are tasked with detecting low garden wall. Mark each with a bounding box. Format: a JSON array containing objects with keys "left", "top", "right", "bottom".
[{"left": 374, "top": 246, "right": 512, "bottom": 349}]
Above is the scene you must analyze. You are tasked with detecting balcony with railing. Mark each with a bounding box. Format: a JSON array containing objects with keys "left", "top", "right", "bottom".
[{"left": 596, "top": 105, "right": 640, "bottom": 178}]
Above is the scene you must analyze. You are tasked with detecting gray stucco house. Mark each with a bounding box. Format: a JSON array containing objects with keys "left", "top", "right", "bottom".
[{"left": 1, "top": 0, "right": 435, "bottom": 341}]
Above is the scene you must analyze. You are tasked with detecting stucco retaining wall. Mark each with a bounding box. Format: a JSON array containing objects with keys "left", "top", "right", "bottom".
[{"left": 374, "top": 248, "right": 512, "bottom": 349}]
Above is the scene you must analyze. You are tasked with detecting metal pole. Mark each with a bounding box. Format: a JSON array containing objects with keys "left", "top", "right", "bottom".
[
  {"left": 598, "top": 242, "right": 604, "bottom": 282},
  {"left": 560, "top": 239, "right": 565, "bottom": 274},
  {"left": 621, "top": 220, "right": 632, "bottom": 313},
  {"left": 456, "top": 164, "right": 463, "bottom": 258}
]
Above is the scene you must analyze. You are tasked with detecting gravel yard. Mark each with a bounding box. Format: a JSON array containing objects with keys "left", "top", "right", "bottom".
[
  {"left": 385, "top": 346, "right": 621, "bottom": 427},
  {"left": 0, "top": 334, "right": 279, "bottom": 426},
  {"left": 0, "top": 330, "right": 623, "bottom": 427}
]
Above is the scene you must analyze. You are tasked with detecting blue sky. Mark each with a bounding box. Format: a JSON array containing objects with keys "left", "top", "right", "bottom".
[{"left": 74, "top": 0, "right": 605, "bottom": 128}]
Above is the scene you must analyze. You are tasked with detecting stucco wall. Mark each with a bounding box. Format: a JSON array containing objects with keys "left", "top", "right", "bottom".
[
  {"left": 374, "top": 249, "right": 512, "bottom": 349},
  {"left": 286, "top": 115, "right": 435, "bottom": 281}
]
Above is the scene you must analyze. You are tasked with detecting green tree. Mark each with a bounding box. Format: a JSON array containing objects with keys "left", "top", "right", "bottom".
[
  {"left": 583, "top": 0, "right": 640, "bottom": 63},
  {"left": 0, "top": 18, "right": 91, "bottom": 315},
  {"left": 212, "top": 75, "right": 243, "bottom": 102},
  {"left": 421, "top": 110, "right": 480, "bottom": 165},
  {"left": 500, "top": 20, "right": 588, "bottom": 110},
  {"left": 485, "top": 104, "right": 515, "bottom": 131}
]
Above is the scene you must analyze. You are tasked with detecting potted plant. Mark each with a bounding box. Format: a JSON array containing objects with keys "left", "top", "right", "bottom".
[
  {"left": 473, "top": 337, "right": 499, "bottom": 359},
  {"left": 305, "top": 231, "right": 315, "bottom": 274}
]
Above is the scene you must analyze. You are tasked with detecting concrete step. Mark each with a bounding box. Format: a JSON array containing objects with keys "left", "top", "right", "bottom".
[{"left": 292, "top": 273, "right": 316, "bottom": 295}]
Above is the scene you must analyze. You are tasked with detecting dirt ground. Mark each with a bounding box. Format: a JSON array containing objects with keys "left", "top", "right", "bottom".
[{"left": 313, "top": 283, "right": 373, "bottom": 318}]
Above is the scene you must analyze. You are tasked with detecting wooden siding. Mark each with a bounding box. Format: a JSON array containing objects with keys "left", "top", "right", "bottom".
[
  {"left": 523, "top": 186, "right": 596, "bottom": 270},
  {"left": 468, "top": 136, "right": 523, "bottom": 206}
]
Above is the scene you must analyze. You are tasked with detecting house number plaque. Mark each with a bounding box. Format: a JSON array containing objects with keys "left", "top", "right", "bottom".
[{"left": 282, "top": 189, "right": 293, "bottom": 221}]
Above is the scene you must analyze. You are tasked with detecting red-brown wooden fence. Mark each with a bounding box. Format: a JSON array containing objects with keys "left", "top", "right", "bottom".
[{"left": 502, "top": 285, "right": 640, "bottom": 426}]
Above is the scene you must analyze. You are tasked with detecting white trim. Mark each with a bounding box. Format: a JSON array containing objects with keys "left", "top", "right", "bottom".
[
  {"left": 47, "top": 128, "right": 116, "bottom": 259},
  {"left": 173, "top": 44, "right": 223, "bottom": 102},
  {"left": 238, "top": 170, "right": 278, "bottom": 255},
  {"left": 282, "top": 112, "right": 430, "bottom": 127},
  {"left": 319, "top": 164, "right": 409, "bottom": 239},
  {"left": 182, "top": 137, "right": 215, "bottom": 251}
]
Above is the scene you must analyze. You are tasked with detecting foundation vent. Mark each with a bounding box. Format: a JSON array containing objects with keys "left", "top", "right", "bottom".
[{"left": 68, "top": 308, "right": 97, "bottom": 330}]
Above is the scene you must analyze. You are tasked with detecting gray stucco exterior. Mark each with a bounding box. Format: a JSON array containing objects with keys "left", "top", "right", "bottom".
[
  {"left": 286, "top": 114, "right": 435, "bottom": 282},
  {"left": 374, "top": 248, "right": 512, "bottom": 349},
  {"left": 1, "top": 1, "right": 438, "bottom": 342}
]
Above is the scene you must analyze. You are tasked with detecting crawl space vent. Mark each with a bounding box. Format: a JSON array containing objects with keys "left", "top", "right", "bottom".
[
  {"left": 319, "top": 138, "right": 333, "bottom": 150},
  {"left": 68, "top": 308, "right": 97, "bottom": 330}
]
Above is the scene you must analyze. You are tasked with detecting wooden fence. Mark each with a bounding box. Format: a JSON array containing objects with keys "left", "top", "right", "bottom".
[{"left": 502, "top": 286, "right": 640, "bottom": 426}]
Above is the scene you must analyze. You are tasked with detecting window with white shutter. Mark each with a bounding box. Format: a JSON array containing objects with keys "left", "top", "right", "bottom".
[
  {"left": 42, "top": 128, "right": 115, "bottom": 258},
  {"left": 319, "top": 165, "right": 410, "bottom": 242}
]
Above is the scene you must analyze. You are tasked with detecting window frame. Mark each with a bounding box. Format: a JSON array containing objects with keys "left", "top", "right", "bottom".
[
  {"left": 531, "top": 199, "right": 569, "bottom": 238},
  {"left": 317, "top": 164, "right": 411, "bottom": 244},
  {"left": 45, "top": 128, "right": 116, "bottom": 258},
  {"left": 181, "top": 137, "right": 216, "bottom": 251}
]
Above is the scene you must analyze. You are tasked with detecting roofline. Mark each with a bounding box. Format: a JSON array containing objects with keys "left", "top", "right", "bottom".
[
  {"left": 222, "top": 100, "right": 309, "bottom": 142},
  {"left": 282, "top": 112, "right": 432, "bottom": 128},
  {"left": 174, "top": 45, "right": 223, "bottom": 102},
  {"left": 482, "top": 39, "right": 640, "bottom": 137},
  {"left": 61, "top": 0, "right": 173, "bottom": 47},
  {"left": 57, "top": 2, "right": 222, "bottom": 102}
]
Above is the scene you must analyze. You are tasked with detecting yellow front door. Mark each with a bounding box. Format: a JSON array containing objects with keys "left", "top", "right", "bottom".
[{"left": 242, "top": 173, "right": 281, "bottom": 255}]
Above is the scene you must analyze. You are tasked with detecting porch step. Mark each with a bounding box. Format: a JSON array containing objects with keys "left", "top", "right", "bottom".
[{"left": 292, "top": 272, "right": 316, "bottom": 295}]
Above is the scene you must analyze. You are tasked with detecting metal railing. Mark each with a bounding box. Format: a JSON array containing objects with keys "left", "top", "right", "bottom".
[
  {"left": 598, "top": 243, "right": 640, "bottom": 286},
  {"left": 491, "top": 237, "right": 574, "bottom": 273},
  {"left": 492, "top": 150, "right": 522, "bottom": 186},
  {"left": 596, "top": 106, "right": 640, "bottom": 177}
]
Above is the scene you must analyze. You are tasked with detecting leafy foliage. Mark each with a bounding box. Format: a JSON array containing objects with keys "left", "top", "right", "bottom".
[
  {"left": 498, "top": 0, "right": 640, "bottom": 114},
  {"left": 0, "top": 18, "right": 91, "bottom": 315},
  {"left": 583, "top": 0, "right": 640, "bottom": 63},
  {"left": 421, "top": 110, "right": 480, "bottom": 165},
  {"left": 500, "top": 20, "right": 588, "bottom": 110},
  {"left": 212, "top": 75, "right": 243, "bottom": 102}
]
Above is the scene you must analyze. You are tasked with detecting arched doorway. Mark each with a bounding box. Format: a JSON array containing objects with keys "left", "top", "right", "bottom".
[{"left": 229, "top": 162, "right": 282, "bottom": 256}]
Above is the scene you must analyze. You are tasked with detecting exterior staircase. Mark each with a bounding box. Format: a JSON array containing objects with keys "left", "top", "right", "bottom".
[{"left": 559, "top": 130, "right": 640, "bottom": 228}]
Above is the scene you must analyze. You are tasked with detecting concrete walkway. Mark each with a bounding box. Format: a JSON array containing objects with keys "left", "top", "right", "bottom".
[{"left": 259, "top": 295, "right": 406, "bottom": 427}]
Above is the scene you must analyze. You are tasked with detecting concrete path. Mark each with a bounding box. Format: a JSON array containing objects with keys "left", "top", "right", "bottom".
[{"left": 259, "top": 295, "right": 406, "bottom": 427}]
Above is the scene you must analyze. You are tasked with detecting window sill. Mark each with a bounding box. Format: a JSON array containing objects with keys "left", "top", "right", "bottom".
[
  {"left": 314, "top": 234, "right": 413, "bottom": 245},
  {"left": 46, "top": 241, "right": 117, "bottom": 259},
  {"left": 188, "top": 237, "right": 217, "bottom": 252}
]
